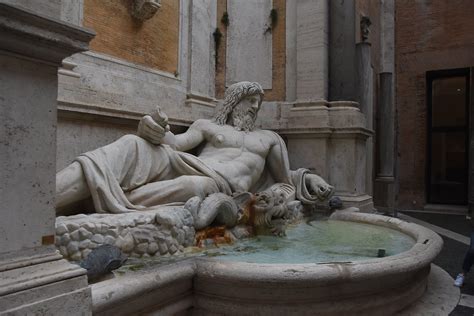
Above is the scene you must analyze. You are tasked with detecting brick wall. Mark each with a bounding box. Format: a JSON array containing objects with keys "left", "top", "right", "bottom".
[
  {"left": 395, "top": 0, "right": 474, "bottom": 209},
  {"left": 84, "top": 0, "right": 179, "bottom": 74}
]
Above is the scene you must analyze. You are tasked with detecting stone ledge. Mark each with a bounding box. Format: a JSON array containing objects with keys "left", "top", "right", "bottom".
[
  {"left": 92, "top": 260, "right": 195, "bottom": 314},
  {"left": 57, "top": 99, "right": 194, "bottom": 127},
  {"left": 335, "top": 194, "right": 374, "bottom": 212},
  {"left": 0, "top": 250, "right": 62, "bottom": 273},
  {"left": 0, "top": 274, "right": 91, "bottom": 315},
  {"left": 0, "top": 3, "right": 95, "bottom": 64},
  {"left": 397, "top": 264, "right": 459, "bottom": 315},
  {"left": 0, "top": 259, "right": 86, "bottom": 297},
  {"left": 84, "top": 51, "right": 180, "bottom": 81}
]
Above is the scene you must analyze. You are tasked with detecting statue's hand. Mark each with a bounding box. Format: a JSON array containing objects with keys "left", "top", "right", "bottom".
[
  {"left": 306, "top": 174, "right": 334, "bottom": 201},
  {"left": 137, "top": 107, "right": 170, "bottom": 145}
]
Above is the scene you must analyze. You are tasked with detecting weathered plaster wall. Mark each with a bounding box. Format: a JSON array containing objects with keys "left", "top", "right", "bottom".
[
  {"left": 395, "top": 0, "right": 474, "bottom": 209},
  {"left": 83, "top": 0, "right": 179, "bottom": 74}
]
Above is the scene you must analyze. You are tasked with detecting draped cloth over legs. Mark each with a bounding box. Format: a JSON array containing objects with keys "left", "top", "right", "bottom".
[
  {"left": 75, "top": 135, "right": 232, "bottom": 214},
  {"left": 75, "top": 133, "right": 321, "bottom": 215}
]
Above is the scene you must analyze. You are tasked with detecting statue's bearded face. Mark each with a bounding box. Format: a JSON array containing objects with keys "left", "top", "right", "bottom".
[{"left": 230, "top": 94, "right": 261, "bottom": 132}]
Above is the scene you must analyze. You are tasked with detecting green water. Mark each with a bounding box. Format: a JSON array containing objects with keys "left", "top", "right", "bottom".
[
  {"left": 206, "top": 220, "right": 416, "bottom": 264},
  {"left": 118, "top": 220, "right": 416, "bottom": 273}
]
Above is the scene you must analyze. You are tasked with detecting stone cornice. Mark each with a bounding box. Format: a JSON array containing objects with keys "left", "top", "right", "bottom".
[
  {"left": 57, "top": 99, "right": 194, "bottom": 127},
  {"left": 276, "top": 127, "right": 373, "bottom": 138},
  {"left": 0, "top": 3, "right": 95, "bottom": 65}
]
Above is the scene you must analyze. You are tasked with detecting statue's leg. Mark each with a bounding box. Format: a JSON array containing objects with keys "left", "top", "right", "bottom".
[
  {"left": 126, "top": 175, "right": 219, "bottom": 207},
  {"left": 56, "top": 161, "right": 90, "bottom": 209}
]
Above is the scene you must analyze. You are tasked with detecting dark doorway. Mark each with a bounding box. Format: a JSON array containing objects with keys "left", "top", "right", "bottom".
[{"left": 427, "top": 69, "right": 470, "bottom": 205}]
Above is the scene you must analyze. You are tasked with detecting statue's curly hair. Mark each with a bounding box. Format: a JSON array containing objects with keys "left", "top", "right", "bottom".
[{"left": 213, "top": 81, "right": 264, "bottom": 125}]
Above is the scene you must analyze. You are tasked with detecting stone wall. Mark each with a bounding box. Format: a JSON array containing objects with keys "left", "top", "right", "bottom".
[
  {"left": 56, "top": 0, "right": 221, "bottom": 169},
  {"left": 395, "top": 0, "right": 474, "bottom": 209},
  {"left": 215, "top": 0, "right": 286, "bottom": 101},
  {"left": 55, "top": 0, "right": 375, "bottom": 211}
]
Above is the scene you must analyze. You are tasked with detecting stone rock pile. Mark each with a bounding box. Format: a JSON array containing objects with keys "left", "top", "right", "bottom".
[{"left": 55, "top": 206, "right": 195, "bottom": 261}]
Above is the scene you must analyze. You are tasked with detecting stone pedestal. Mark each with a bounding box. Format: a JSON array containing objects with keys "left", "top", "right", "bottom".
[
  {"left": 265, "top": 101, "right": 374, "bottom": 212},
  {"left": 0, "top": 3, "right": 94, "bottom": 314}
]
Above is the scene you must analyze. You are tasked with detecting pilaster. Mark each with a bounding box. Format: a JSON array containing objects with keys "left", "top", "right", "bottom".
[{"left": 0, "top": 3, "right": 94, "bottom": 314}]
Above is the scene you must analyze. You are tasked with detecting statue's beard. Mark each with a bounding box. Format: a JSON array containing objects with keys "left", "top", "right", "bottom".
[{"left": 230, "top": 107, "right": 257, "bottom": 132}]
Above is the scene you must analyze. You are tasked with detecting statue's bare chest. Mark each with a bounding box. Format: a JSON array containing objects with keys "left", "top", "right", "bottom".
[{"left": 206, "top": 128, "right": 272, "bottom": 156}]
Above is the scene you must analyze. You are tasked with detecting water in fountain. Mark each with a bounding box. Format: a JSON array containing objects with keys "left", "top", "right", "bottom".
[{"left": 207, "top": 220, "right": 415, "bottom": 264}]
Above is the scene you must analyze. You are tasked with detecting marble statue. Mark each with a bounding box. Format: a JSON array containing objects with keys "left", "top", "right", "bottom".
[
  {"left": 360, "top": 16, "right": 372, "bottom": 42},
  {"left": 56, "top": 82, "right": 333, "bottom": 252}
]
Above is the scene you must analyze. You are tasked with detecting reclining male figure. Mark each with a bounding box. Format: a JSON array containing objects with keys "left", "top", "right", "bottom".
[{"left": 56, "top": 81, "right": 333, "bottom": 228}]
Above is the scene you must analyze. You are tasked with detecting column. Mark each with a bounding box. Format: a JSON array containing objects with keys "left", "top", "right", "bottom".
[
  {"left": 356, "top": 42, "right": 374, "bottom": 196},
  {"left": 0, "top": 3, "right": 95, "bottom": 314},
  {"left": 374, "top": 0, "right": 396, "bottom": 211},
  {"left": 374, "top": 72, "right": 396, "bottom": 209}
]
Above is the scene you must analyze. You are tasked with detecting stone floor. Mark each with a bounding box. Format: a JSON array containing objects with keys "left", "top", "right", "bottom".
[{"left": 398, "top": 211, "right": 474, "bottom": 316}]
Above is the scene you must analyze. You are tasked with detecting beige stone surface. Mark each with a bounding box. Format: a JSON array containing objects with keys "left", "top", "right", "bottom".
[{"left": 257, "top": 101, "right": 373, "bottom": 210}]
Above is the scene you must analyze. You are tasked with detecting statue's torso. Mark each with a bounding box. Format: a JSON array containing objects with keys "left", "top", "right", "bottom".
[{"left": 196, "top": 121, "right": 277, "bottom": 192}]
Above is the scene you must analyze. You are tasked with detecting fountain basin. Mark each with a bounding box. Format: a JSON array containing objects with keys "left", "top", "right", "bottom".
[{"left": 92, "top": 212, "right": 443, "bottom": 315}]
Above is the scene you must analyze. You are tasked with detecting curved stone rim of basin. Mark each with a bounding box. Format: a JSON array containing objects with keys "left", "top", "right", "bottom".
[{"left": 193, "top": 211, "right": 443, "bottom": 315}]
